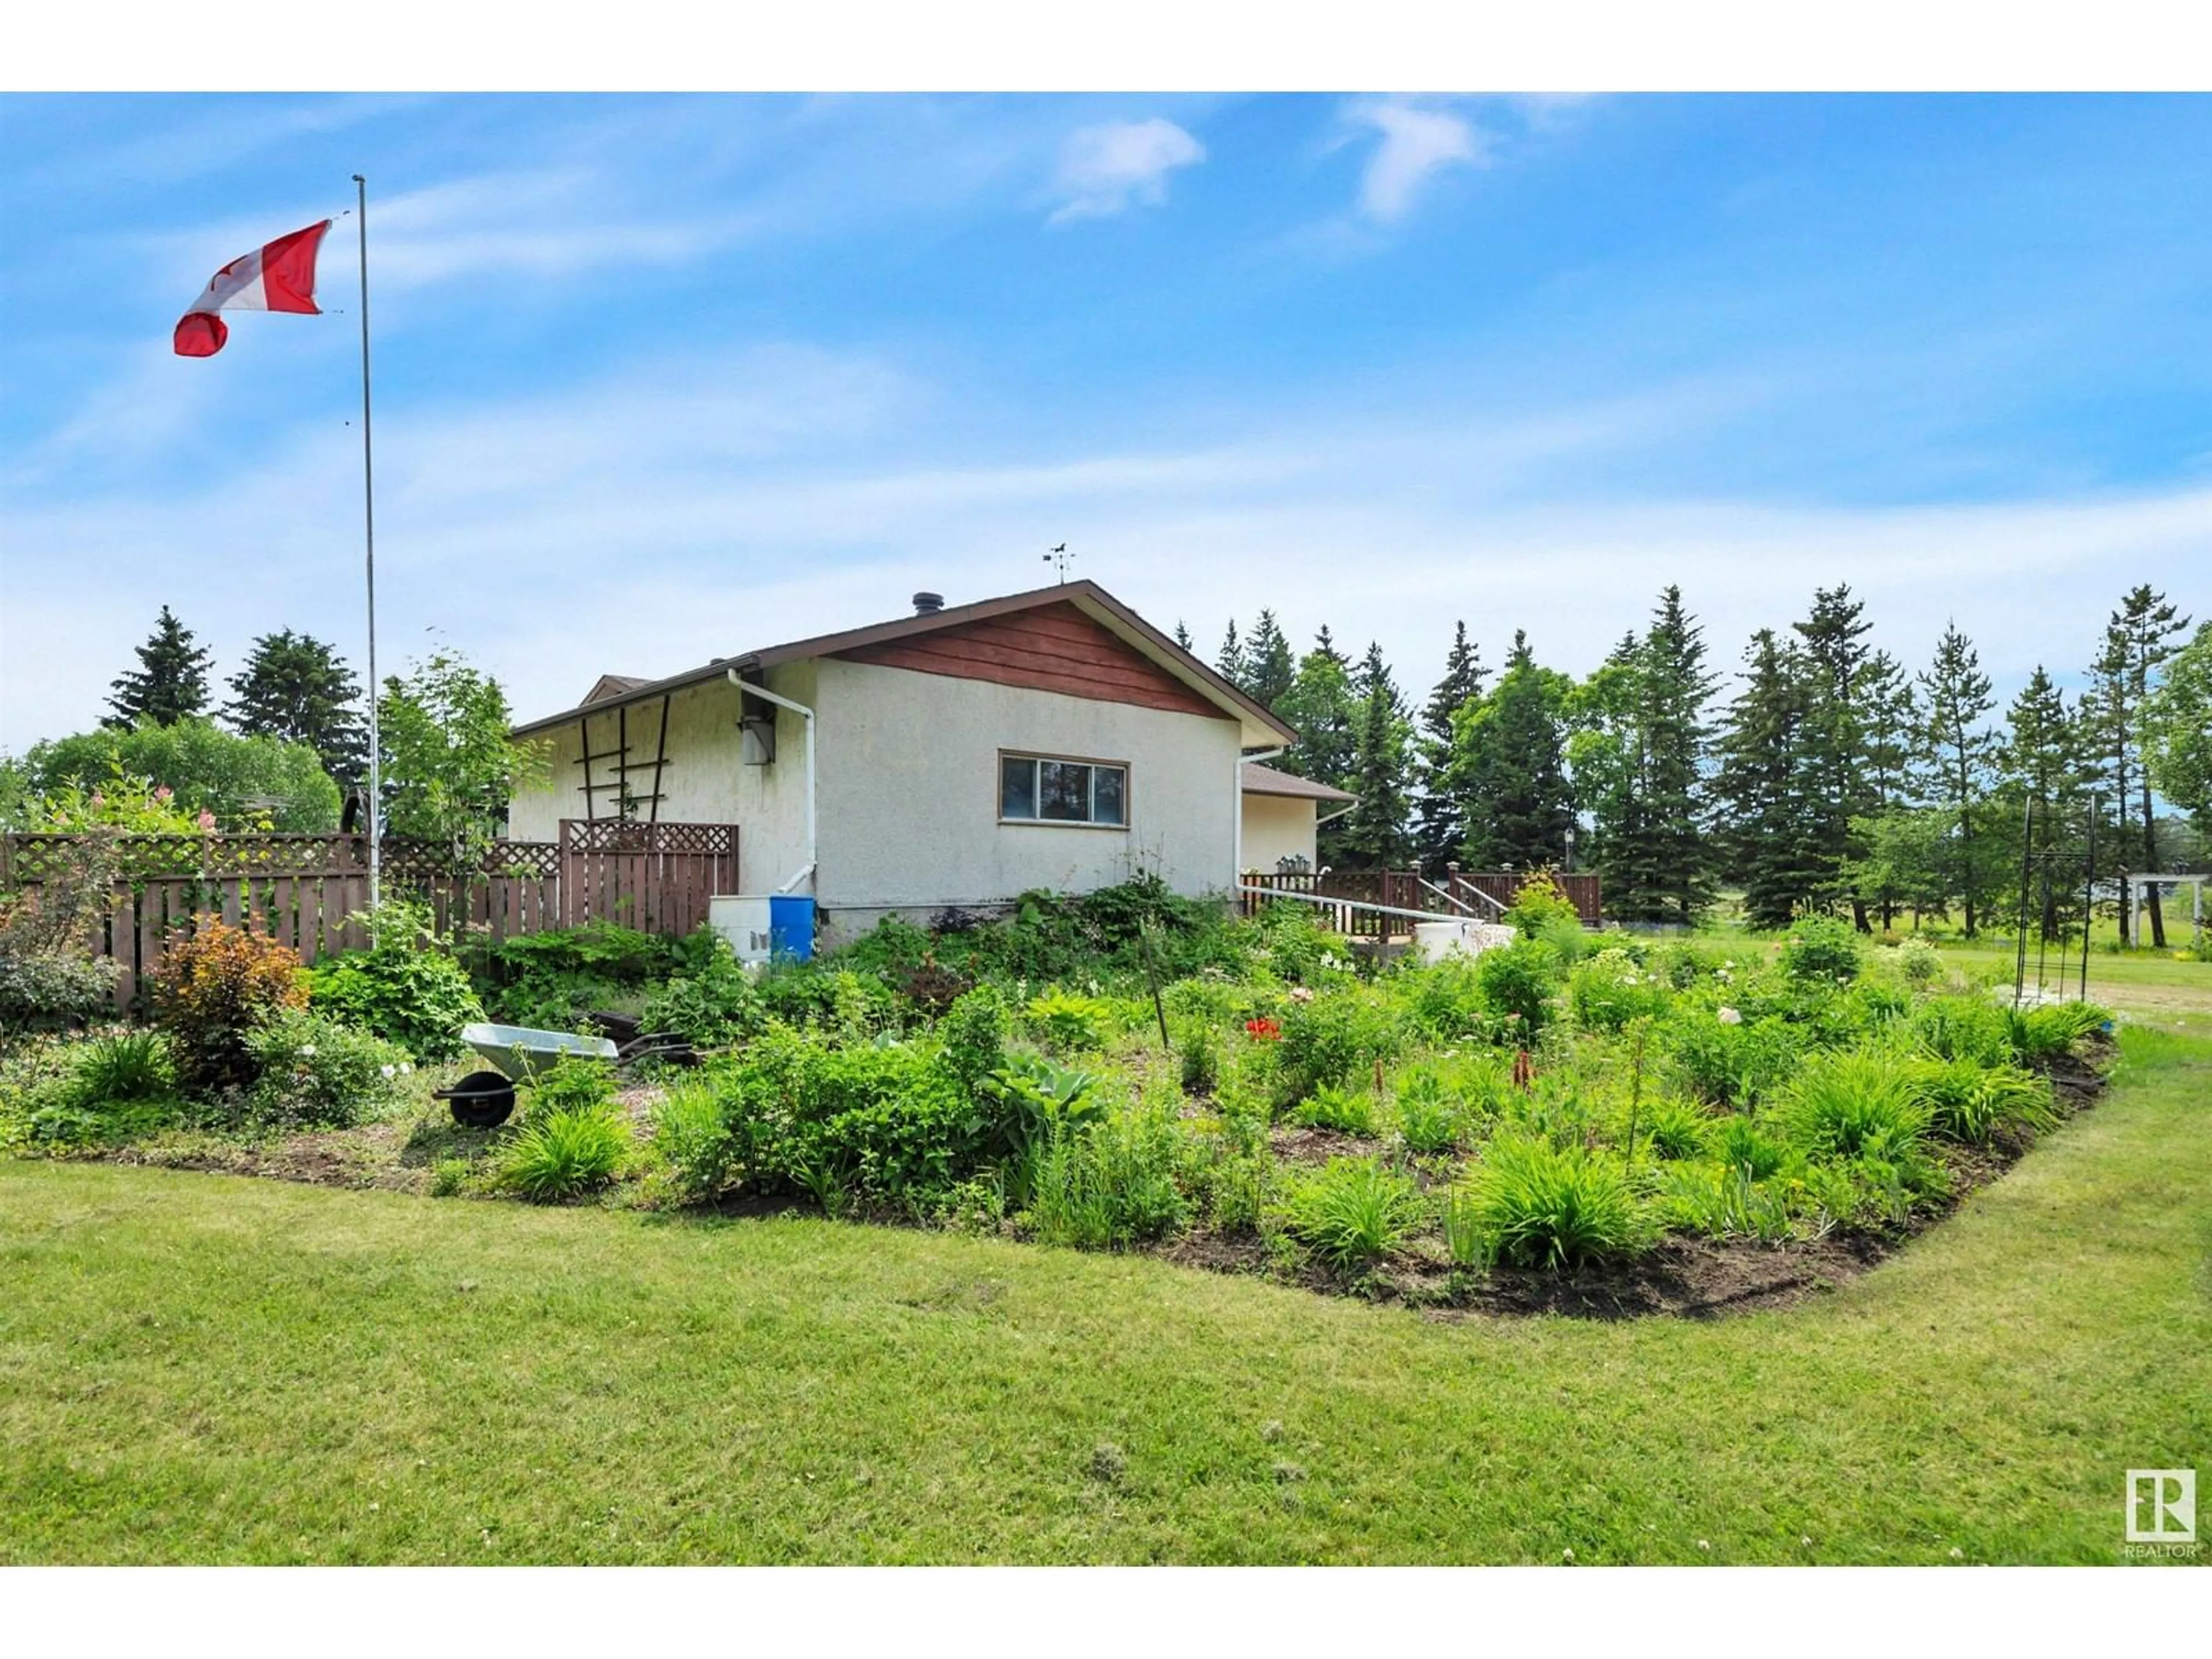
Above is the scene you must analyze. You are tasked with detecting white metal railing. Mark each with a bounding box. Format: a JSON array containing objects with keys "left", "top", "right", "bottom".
[{"left": 1238, "top": 883, "right": 1463, "bottom": 929}]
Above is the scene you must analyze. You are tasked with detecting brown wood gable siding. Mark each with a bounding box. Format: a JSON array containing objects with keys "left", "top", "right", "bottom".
[{"left": 832, "top": 601, "right": 1228, "bottom": 720}]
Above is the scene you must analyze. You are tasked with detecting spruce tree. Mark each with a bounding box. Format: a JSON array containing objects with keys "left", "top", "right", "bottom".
[
  {"left": 1567, "top": 632, "right": 1646, "bottom": 909},
  {"left": 1216, "top": 620, "right": 1247, "bottom": 691},
  {"left": 1274, "top": 635, "right": 1358, "bottom": 791},
  {"left": 2001, "top": 665, "right": 2086, "bottom": 944},
  {"left": 1336, "top": 643, "right": 1414, "bottom": 867},
  {"left": 1636, "top": 585, "right": 1718, "bottom": 924},
  {"left": 1413, "top": 622, "right": 1484, "bottom": 872},
  {"left": 105, "top": 606, "right": 214, "bottom": 729},
  {"left": 1243, "top": 611, "right": 1296, "bottom": 710},
  {"left": 1448, "top": 631, "right": 1574, "bottom": 872},
  {"left": 1915, "top": 621, "right": 1998, "bottom": 935},
  {"left": 2087, "top": 585, "right": 2191, "bottom": 946},
  {"left": 225, "top": 630, "right": 369, "bottom": 785},
  {"left": 1173, "top": 620, "right": 1194, "bottom": 653},
  {"left": 1791, "top": 585, "right": 1881, "bottom": 927},
  {"left": 1714, "top": 628, "right": 1820, "bottom": 929}
]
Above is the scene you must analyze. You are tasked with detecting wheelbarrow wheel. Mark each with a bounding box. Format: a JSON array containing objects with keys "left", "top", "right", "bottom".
[{"left": 442, "top": 1070, "right": 517, "bottom": 1129}]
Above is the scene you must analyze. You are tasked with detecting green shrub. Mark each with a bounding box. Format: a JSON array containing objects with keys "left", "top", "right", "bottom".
[
  {"left": 497, "top": 1103, "right": 632, "bottom": 1202},
  {"left": 708, "top": 1027, "right": 1009, "bottom": 1213},
  {"left": 2005, "top": 1002, "right": 2108, "bottom": 1067},
  {"left": 1458, "top": 1137, "right": 1653, "bottom": 1270},
  {"left": 1396, "top": 956, "right": 1493, "bottom": 1040},
  {"left": 151, "top": 919, "right": 308, "bottom": 1094},
  {"left": 1779, "top": 915, "right": 1863, "bottom": 986},
  {"left": 482, "top": 921, "right": 673, "bottom": 1021},
  {"left": 1637, "top": 1096, "right": 1712, "bottom": 1161},
  {"left": 985, "top": 1051, "right": 1105, "bottom": 1158},
  {"left": 650, "top": 1076, "right": 734, "bottom": 1201},
  {"left": 1716, "top": 1115, "right": 1789, "bottom": 1181},
  {"left": 1778, "top": 1047, "right": 1933, "bottom": 1177},
  {"left": 307, "top": 904, "right": 483, "bottom": 1062},
  {"left": 1891, "top": 937, "right": 1943, "bottom": 987},
  {"left": 71, "top": 1028, "right": 175, "bottom": 1104},
  {"left": 10, "top": 1029, "right": 182, "bottom": 1147},
  {"left": 1294, "top": 1081, "right": 1377, "bottom": 1135},
  {"left": 1025, "top": 987, "right": 1114, "bottom": 1052},
  {"left": 1275, "top": 991, "right": 1402, "bottom": 1103},
  {"left": 1654, "top": 1162, "right": 1799, "bottom": 1244},
  {"left": 1661, "top": 1008, "right": 1803, "bottom": 1108},
  {"left": 522, "top": 1054, "right": 620, "bottom": 1118},
  {"left": 1475, "top": 940, "right": 1562, "bottom": 1041},
  {"left": 1392, "top": 1067, "right": 1470, "bottom": 1156},
  {"left": 1177, "top": 1025, "right": 1222, "bottom": 1095},
  {"left": 242, "top": 1009, "right": 408, "bottom": 1131},
  {"left": 1504, "top": 875, "right": 1585, "bottom": 962},
  {"left": 1911, "top": 995, "right": 2013, "bottom": 1067},
  {"left": 1020, "top": 1104, "right": 1191, "bottom": 1249},
  {"left": 1908, "top": 1056, "right": 2058, "bottom": 1145},
  {"left": 937, "top": 983, "right": 1009, "bottom": 1098},
  {"left": 756, "top": 964, "right": 901, "bottom": 1039},
  {"left": 831, "top": 915, "right": 935, "bottom": 980},
  {"left": 0, "top": 950, "right": 114, "bottom": 1033},
  {"left": 1569, "top": 948, "right": 1668, "bottom": 1033},
  {"left": 640, "top": 944, "right": 764, "bottom": 1048},
  {"left": 1280, "top": 1156, "right": 1422, "bottom": 1268}
]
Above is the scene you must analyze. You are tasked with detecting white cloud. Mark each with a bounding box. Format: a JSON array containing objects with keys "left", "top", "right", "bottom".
[
  {"left": 1047, "top": 119, "right": 1205, "bottom": 225},
  {"left": 5, "top": 350, "right": 2204, "bottom": 753},
  {"left": 1347, "top": 96, "right": 1489, "bottom": 224}
]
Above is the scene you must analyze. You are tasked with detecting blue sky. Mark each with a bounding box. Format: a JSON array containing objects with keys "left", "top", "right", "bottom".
[{"left": 2, "top": 92, "right": 2206, "bottom": 752}]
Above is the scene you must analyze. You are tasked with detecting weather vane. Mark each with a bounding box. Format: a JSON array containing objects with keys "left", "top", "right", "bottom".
[{"left": 1043, "top": 543, "right": 1074, "bottom": 583}]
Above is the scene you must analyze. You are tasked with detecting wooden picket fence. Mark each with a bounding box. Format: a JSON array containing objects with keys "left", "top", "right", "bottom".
[
  {"left": 1238, "top": 868, "right": 1603, "bottom": 937},
  {"left": 1, "top": 821, "right": 738, "bottom": 1012}
]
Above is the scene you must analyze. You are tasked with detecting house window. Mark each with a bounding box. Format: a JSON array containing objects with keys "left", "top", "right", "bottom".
[{"left": 999, "top": 753, "right": 1128, "bottom": 827}]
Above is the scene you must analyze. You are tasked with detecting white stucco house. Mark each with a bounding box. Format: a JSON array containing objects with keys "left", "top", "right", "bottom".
[
  {"left": 506, "top": 581, "right": 1306, "bottom": 942},
  {"left": 1238, "top": 762, "right": 1356, "bottom": 874}
]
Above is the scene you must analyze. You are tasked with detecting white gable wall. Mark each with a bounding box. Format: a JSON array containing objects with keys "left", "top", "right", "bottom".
[
  {"left": 505, "top": 662, "right": 815, "bottom": 895},
  {"left": 811, "top": 657, "right": 1239, "bottom": 934},
  {"left": 508, "top": 656, "right": 1242, "bottom": 938},
  {"left": 1240, "top": 793, "right": 1320, "bottom": 874}
]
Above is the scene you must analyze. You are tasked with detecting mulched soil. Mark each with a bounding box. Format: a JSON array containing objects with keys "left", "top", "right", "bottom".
[
  {"left": 1161, "top": 1039, "right": 2115, "bottom": 1321},
  {"left": 65, "top": 1040, "right": 2115, "bottom": 1325}
]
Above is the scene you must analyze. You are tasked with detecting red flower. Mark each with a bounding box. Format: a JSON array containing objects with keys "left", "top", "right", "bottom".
[{"left": 1244, "top": 1017, "right": 1282, "bottom": 1041}]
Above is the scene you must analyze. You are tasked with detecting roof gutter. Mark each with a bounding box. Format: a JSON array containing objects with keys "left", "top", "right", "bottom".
[{"left": 728, "top": 669, "right": 816, "bottom": 896}]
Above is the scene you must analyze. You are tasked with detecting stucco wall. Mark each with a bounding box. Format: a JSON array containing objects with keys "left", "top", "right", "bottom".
[
  {"left": 505, "top": 662, "right": 814, "bottom": 893},
  {"left": 812, "top": 657, "right": 1240, "bottom": 918},
  {"left": 506, "top": 655, "right": 1243, "bottom": 936},
  {"left": 1240, "top": 793, "right": 1318, "bottom": 875}
]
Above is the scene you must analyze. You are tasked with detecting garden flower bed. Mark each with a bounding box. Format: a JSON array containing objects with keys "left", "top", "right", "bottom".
[{"left": 0, "top": 878, "right": 2116, "bottom": 1320}]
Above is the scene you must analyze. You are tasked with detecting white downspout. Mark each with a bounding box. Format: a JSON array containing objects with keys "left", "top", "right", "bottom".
[{"left": 728, "top": 669, "right": 816, "bottom": 895}]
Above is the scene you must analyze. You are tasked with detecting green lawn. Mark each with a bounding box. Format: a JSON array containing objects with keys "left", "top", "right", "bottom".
[{"left": 3, "top": 1025, "right": 2207, "bottom": 1565}]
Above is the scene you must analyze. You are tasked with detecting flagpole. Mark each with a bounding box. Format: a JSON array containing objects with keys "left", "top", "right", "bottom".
[{"left": 353, "top": 173, "right": 381, "bottom": 916}]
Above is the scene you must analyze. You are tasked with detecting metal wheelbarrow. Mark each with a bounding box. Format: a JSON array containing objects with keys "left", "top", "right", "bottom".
[{"left": 434, "top": 1020, "right": 700, "bottom": 1128}]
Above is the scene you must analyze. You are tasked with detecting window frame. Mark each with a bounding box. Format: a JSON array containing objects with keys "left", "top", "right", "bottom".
[{"left": 996, "top": 749, "right": 1131, "bottom": 831}]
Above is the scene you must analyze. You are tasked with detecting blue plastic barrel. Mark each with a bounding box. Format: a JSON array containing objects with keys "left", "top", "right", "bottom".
[{"left": 768, "top": 895, "right": 816, "bottom": 961}]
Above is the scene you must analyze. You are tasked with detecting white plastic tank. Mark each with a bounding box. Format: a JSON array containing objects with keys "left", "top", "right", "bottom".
[{"left": 707, "top": 895, "right": 775, "bottom": 966}]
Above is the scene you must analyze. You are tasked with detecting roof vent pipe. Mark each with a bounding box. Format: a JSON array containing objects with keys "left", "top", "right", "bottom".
[{"left": 912, "top": 592, "right": 944, "bottom": 615}]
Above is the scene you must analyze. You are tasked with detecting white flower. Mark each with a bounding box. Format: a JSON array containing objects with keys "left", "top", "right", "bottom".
[
  {"left": 1697, "top": 1539, "right": 1711, "bottom": 1551},
  {"left": 400, "top": 1063, "right": 413, "bottom": 1075},
  {"left": 1622, "top": 973, "right": 1639, "bottom": 986},
  {"left": 1561, "top": 1547, "right": 1574, "bottom": 1561},
  {"left": 300, "top": 1044, "right": 317, "bottom": 1058},
  {"left": 381, "top": 1065, "right": 397, "bottom": 1078},
  {"left": 1717, "top": 1007, "right": 1743, "bottom": 1026}
]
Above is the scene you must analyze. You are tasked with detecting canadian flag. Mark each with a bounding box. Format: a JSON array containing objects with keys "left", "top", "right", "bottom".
[{"left": 173, "top": 219, "right": 332, "bottom": 357}]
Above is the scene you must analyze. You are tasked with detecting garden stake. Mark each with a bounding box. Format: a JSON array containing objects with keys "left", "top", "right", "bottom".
[
  {"left": 1138, "top": 916, "right": 1171, "bottom": 1054},
  {"left": 1623, "top": 1020, "right": 1648, "bottom": 1171}
]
